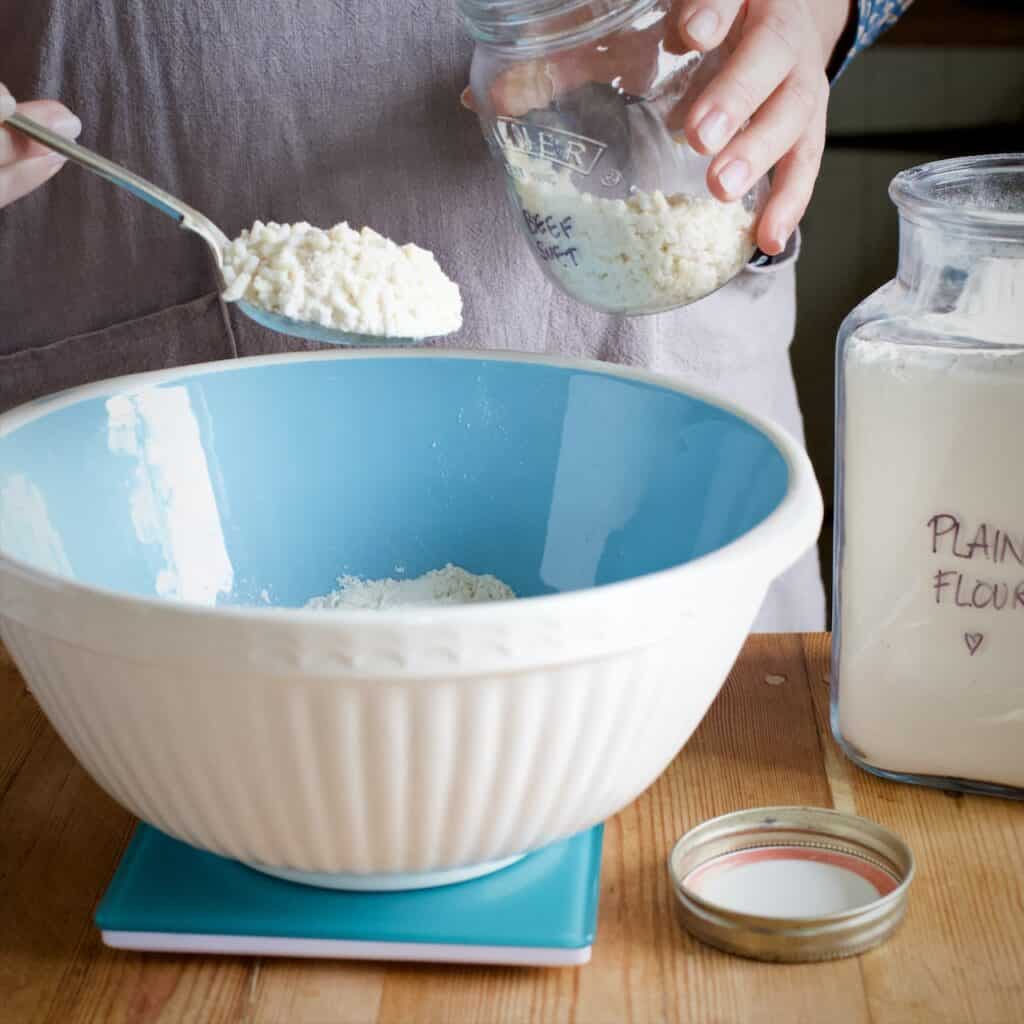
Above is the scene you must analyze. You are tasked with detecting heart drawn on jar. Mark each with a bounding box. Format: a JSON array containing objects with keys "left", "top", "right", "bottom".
[{"left": 964, "top": 633, "right": 984, "bottom": 656}]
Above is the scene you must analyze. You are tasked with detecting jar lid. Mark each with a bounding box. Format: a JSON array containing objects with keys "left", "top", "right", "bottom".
[{"left": 668, "top": 806, "right": 915, "bottom": 963}]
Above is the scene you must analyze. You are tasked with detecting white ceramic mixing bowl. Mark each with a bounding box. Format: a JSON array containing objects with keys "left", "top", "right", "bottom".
[{"left": 0, "top": 351, "right": 821, "bottom": 888}]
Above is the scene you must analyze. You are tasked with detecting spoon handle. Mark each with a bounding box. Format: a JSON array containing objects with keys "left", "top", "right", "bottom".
[{"left": 6, "top": 112, "right": 229, "bottom": 253}]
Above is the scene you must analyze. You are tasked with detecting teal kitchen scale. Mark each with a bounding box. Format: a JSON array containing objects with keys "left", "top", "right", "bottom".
[{"left": 96, "top": 823, "right": 604, "bottom": 967}]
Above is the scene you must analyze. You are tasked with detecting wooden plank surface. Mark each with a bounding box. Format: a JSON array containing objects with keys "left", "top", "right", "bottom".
[
  {"left": 803, "top": 634, "right": 1024, "bottom": 1024},
  {"left": 1, "top": 634, "right": 1022, "bottom": 1023}
]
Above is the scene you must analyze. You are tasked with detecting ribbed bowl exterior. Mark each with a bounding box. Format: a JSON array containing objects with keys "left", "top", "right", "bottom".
[
  {"left": 0, "top": 354, "right": 824, "bottom": 879},
  {"left": 2, "top": 600, "right": 752, "bottom": 876}
]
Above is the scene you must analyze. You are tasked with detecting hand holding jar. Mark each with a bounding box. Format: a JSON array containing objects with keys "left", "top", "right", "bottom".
[{"left": 459, "top": 0, "right": 853, "bottom": 314}]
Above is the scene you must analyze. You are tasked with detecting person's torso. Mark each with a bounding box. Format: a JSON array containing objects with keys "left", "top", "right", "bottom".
[{"left": 0, "top": 0, "right": 799, "bottom": 432}]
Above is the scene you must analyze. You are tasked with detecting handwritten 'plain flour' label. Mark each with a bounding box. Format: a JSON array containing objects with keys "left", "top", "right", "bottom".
[{"left": 928, "top": 513, "right": 1024, "bottom": 615}]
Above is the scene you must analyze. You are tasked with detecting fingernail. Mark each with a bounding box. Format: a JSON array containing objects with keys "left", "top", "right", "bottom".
[
  {"left": 51, "top": 113, "right": 82, "bottom": 139},
  {"left": 758, "top": 219, "right": 787, "bottom": 254},
  {"left": 696, "top": 109, "right": 729, "bottom": 151},
  {"left": 686, "top": 9, "right": 720, "bottom": 47},
  {"left": 717, "top": 158, "right": 750, "bottom": 197},
  {"left": 0, "top": 89, "right": 14, "bottom": 121}
]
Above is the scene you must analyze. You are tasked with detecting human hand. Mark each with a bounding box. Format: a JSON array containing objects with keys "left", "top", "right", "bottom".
[
  {"left": 462, "top": 1, "right": 852, "bottom": 256},
  {"left": 0, "top": 83, "right": 82, "bottom": 209},
  {"left": 676, "top": 0, "right": 852, "bottom": 254}
]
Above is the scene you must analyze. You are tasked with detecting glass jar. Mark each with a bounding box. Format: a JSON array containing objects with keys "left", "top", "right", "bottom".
[
  {"left": 832, "top": 153, "right": 1024, "bottom": 799},
  {"left": 456, "top": 0, "right": 768, "bottom": 315}
]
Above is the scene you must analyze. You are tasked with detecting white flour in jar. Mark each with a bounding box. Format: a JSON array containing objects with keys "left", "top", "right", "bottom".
[
  {"left": 837, "top": 258, "right": 1024, "bottom": 790},
  {"left": 507, "top": 155, "right": 754, "bottom": 312},
  {"left": 221, "top": 220, "right": 463, "bottom": 338},
  {"left": 306, "top": 564, "right": 516, "bottom": 610}
]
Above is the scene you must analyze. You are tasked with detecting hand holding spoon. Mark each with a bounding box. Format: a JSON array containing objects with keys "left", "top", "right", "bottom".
[{"left": 6, "top": 111, "right": 452, "bottom": 347}]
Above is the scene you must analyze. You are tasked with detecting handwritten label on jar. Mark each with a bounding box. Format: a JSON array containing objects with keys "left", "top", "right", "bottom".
[
  {"left": 928, "top": 513, "right": 1024, "bottom": 652},
  {"left": 521, "top": 208, "right": 579, "bottom": 269}
]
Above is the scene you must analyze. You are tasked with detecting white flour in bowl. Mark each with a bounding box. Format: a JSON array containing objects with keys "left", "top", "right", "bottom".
[
  {"left": 221, "top": 220, "right": 463, "bottom": 338},
  {"left": 306, "top": 564, "right": 516, "bottom": 610}
]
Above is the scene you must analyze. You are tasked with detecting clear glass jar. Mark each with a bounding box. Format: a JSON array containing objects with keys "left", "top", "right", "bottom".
[
  {"left": 832, "top": 153, "right": 1024, "bottom": 799},
  {"left": 456, "top": 0, "right": 768, "bottom": 315}
]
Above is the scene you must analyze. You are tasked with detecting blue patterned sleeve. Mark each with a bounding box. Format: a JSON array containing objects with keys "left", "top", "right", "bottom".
[{"left": 831, "top": 0, "right": 916, "bottom": 80}]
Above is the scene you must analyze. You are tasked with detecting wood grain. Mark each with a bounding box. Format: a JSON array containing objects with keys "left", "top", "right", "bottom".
[
  {"left": 802, "top": 634, "right": 1024, "bottom": 1024},
  {"left": 1, "top": 634, "right": 1021, "bottom": 1023}
]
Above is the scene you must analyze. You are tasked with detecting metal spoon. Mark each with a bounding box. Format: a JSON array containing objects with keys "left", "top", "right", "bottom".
[{"left": 6, "top": 112, "right": 430, "bottom": 347}]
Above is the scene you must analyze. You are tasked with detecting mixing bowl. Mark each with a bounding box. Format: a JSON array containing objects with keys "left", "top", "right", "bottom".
[{"left": 0, "top": 351, "right": 821, "bottom": 889}]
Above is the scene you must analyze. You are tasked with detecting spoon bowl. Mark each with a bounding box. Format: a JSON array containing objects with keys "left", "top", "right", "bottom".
[
  {"left": 237, "top": 302, "right": 421, "bottom": 348},
  {"left": 5, "top": 110, "right": 444, "bottom": 348}
]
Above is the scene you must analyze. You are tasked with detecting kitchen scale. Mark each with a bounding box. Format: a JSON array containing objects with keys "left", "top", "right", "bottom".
[{"left": 95, "top": 823, "right": 604, "bottom": 967}]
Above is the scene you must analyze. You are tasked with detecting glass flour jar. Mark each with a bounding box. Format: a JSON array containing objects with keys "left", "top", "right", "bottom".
[
  {"left": 456, "top": 0, "right": 768, "bottom": 315},
  {"left": 833, "top": 154, "right": 1024, "bottom": 799}
]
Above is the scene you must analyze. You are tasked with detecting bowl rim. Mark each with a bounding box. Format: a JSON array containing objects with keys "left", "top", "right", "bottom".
[{"left": 0, "top": 349, "right": 822, "bottom": 637}]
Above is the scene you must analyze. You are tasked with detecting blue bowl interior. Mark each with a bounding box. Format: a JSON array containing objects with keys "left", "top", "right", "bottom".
[{"left": 0, "top": 358, "right": 788, "bottom": 607}]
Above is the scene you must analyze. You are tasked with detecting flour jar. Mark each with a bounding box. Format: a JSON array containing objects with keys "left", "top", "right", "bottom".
[
  {"left": 456, "top": 0, "right": 768, "bottom": 315},
  {"left": 833, "top": 154, "right": 1024, "bottom": 798}
]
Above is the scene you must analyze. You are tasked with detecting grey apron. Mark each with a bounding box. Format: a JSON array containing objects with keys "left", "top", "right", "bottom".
[{"left": 0, "top": 0, "right": 825, "bottom": 631}]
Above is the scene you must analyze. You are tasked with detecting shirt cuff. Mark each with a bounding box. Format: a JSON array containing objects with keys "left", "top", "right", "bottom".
[{"left": 828, "top": 0, "right": 916, "bottom": 83}]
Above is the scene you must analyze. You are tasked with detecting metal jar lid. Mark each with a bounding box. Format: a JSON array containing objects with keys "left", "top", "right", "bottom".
[{"left": 668, "top": 806, "right": 915, "bottom": 963}]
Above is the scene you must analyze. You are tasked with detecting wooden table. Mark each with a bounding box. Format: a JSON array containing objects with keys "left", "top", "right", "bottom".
[{"left": 2, "top": 634, "right": 1023, "bottom": 1023}]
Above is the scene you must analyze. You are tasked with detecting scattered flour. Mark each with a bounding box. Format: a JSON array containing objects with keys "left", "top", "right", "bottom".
[
  {"left": 306, "top": 564, "right": 516, "bottom": 610},
  {"left": 221, "top": 220, "right": 463, "bottom": 339},
  {"left": 507, "top": 155, "right": 755, "bottom": 313}
]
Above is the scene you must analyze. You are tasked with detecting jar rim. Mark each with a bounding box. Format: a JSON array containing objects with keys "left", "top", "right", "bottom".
[
  {"left": 890, "top": 154, "right": 1024, "bottom": 238},
  {"left": 457, "top": 0, "right": 661, "bottom": 50}
]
